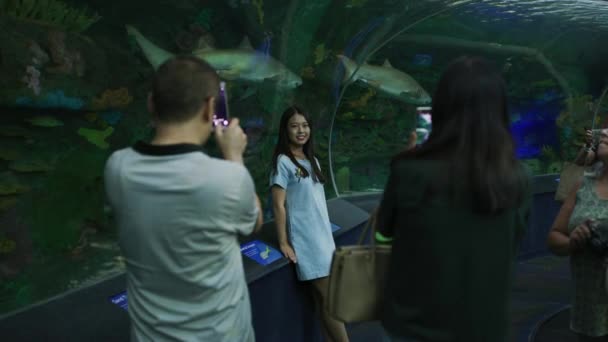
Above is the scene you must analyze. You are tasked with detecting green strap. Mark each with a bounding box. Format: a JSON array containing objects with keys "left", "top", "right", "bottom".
[{"left": 375, "top": 231, "right": 394, "bottom": 243}]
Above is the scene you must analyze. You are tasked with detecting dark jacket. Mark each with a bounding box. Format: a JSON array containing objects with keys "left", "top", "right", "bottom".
[{"left": 376, "top": 159, "right": 531, "bottom": 342}]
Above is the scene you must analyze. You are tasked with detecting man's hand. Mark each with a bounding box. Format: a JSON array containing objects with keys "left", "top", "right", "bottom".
[{"left": 214, "top": 118, "right": 247, "bottom": 163}]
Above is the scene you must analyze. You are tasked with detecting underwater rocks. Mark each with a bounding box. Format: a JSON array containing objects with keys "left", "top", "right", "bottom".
[
  {"left": 46, "top": 30, "right": 86, "bottom": 78},
  {"left": 0, "top": 15, "right": 133, "bottom": 112},
  {"left": 90, "top": 88, "right": 133, "bottom": 110}
]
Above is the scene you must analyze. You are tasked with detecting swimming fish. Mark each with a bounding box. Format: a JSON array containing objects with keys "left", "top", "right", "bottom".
[
  {"left": 337, "top": 54, "right": 431, "bottom": 105},
  {"left": 126, "top": 25, "right": 302, "bottom": 89}
]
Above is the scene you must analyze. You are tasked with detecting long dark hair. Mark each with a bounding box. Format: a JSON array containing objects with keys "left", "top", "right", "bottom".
[
  {"left": 271, "top": 106, "right": 325, "bottom": 183},
  {"left": 393, "top": 56, "right": 527, "bottom": 214}
]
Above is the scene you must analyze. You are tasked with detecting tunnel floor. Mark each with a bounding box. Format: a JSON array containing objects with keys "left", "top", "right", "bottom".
[{"left": 346, "top": 254, "right": 574, "bottom": 342}]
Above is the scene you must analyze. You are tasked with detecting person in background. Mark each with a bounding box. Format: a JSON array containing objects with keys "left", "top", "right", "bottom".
[
  {"left": 270, "top": 106, "right": 349, "bottom": 342},
  {"left": 375, "top": 56, "right": 532, "bottom": 342},
  {"left": 104, "top": 55, "right": 263, "bottom": 342},
  {"left": 547, "top": 129, "right": 608, "bottom": 342}
]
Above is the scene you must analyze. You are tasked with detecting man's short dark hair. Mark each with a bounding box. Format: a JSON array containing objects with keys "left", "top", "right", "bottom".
[{"left": 151, "top": 55, "right": 220, "bottom": 123}]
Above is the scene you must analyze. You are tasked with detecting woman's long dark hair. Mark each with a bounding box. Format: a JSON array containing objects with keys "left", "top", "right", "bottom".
[
  {"left": 271, "top": 106, "right": 325, "bottom": 183},
  {"left": 393, "top": 56, "right": 527, "bottom": 214}
]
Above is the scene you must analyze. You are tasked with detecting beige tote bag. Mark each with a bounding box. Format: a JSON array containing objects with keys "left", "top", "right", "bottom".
[{"left": 327, "top": 210, "right": 391, "bottom": 323}]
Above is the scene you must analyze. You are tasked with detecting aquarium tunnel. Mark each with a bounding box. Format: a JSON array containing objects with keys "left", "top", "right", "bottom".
[{"left": 1, "top": 0, "right": 607, "bottom": 341}]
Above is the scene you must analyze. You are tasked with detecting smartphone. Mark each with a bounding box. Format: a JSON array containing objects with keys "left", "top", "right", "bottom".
[
  {"left": 415, "top": 106, "right": 432, "bottom": 144},
  {"left": 213, "top": 81, "right": 230, "bottom": 127},
  {"left": 586, "top": 128, "right": 602, "bottom": 150}
]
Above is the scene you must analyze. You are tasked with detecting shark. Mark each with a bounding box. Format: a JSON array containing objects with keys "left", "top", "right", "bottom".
[
  {"left": 337, "top": 54, "right": 431, "bottom": 105},
  {"left": 126, "top": 25, "right": 302, "bottom": 88}
]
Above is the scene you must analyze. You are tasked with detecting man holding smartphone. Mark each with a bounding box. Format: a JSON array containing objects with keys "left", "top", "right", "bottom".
[{"left": 104, "top": 55, "right": 263, "bottom": 341}]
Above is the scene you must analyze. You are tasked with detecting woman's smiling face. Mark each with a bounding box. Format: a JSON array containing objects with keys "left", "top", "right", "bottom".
[{"left": 287, "top": 113, "right": 310, "bottom": 147}]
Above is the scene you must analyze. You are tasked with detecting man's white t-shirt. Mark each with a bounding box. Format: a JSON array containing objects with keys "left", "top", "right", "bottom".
[{"left": 104, "top": 142, "right": 258, "bottom": 342}]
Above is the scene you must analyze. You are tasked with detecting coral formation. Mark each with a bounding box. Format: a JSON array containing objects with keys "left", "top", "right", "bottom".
[
  {"left": 300, "top": 66, "right": 315, "bottom": 79},
  {"left": 45, "top": 30, "right": 85, "bottom": 77},
  {"left": 83, "top": 111, "right": 122, "bottom": 128},
  {"left": 348, "top": 89, "right": 376, "bottom": 108},
  {"left": 91, "top": 88, "right": 132, "bottom": 110},
  {"left": 26, "top": 115, "right": 63, "bottom": 127},
  {"left": 27, "top": 40, "right": 50, "bottom": 67},
  {"left": 19, "top": 33, "right": 85, "bottom": 98},
  {"left": 99, "top": 111, "right": 122, "bottom": 126},
  {"left": 175, "top": 23, "right": 215, "bottom": 52},
  {"left": 16, "top": 90, "right": 84, "bottom": 109},
  {"left": 522, "top": 159, "right": 542, "bottom": 174},
  {"left": 77, "top": 126, "right": 114, "bottom": 149},
  {"left": 313, "top": 44, "right": 327, "bottom": 65},
  {"left": 21, "top": 65, "right": 41, "bottom": 95},
  {"left": 21, "top": 42, "right": 48, "bottom": 96},
  {"left": 0, "top": 0, "right": 101, "bottom": 32}
]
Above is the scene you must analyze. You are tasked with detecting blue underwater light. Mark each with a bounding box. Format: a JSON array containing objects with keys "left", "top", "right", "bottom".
[{"left": 510, "top": 95, "right": 562, "bottom": 159}]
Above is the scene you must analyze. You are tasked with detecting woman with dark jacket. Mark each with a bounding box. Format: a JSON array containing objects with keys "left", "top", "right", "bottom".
[{"left": 376, "top": 56, "right": 532, "bottom": 342}]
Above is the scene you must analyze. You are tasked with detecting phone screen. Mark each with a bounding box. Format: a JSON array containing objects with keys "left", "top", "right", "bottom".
[
  {"left": 415, "top": 106, "right": 432, "bottom": 144},
  {"left": 213, "top": 81, "right": 229, "bottom": 127}
]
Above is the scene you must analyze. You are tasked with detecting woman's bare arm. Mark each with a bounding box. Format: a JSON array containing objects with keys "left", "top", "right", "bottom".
[
  {"left": 271, "top": 186, "right": 297, "bottom": 263},
  {"left": 547, "top": 181, "right": 581, "bottom": 256}
]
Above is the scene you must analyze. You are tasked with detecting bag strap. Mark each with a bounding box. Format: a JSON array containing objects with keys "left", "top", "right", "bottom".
[{"left": 357, "top": 207, "right": 378, "bottom": 246}]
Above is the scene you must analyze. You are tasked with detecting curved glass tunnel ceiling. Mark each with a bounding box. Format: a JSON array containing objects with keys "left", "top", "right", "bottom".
[{"left": 326, "top": 0, "right": 608, "bottom": 195}]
